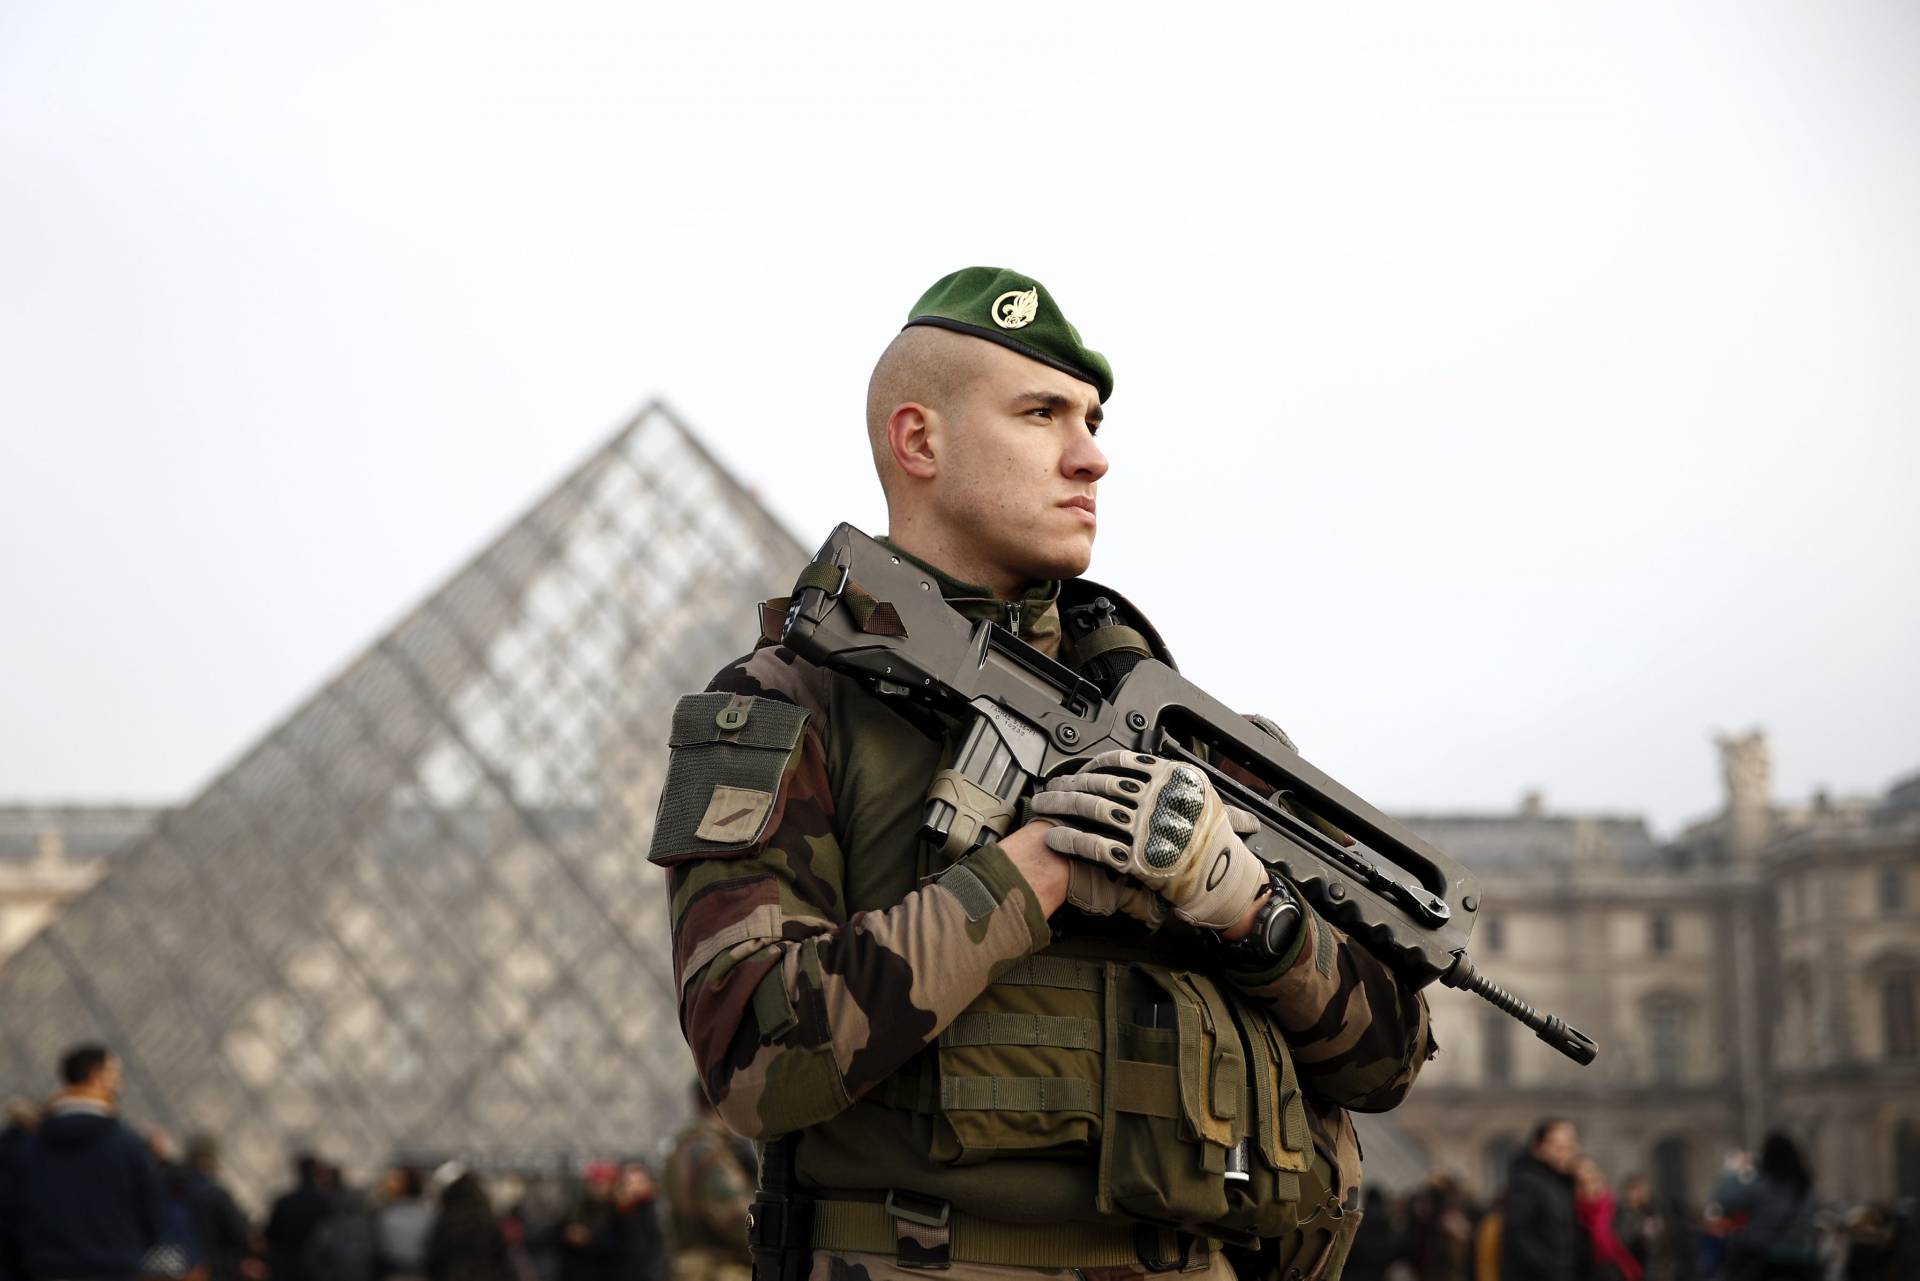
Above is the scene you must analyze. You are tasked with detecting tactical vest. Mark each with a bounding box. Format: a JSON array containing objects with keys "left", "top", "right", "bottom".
[{"left": 774, "top": 579, "right": 1355, "bottom": 1274}]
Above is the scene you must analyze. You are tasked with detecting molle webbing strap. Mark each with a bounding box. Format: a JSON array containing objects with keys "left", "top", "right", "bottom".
[
  {"left": 809, "top": 1200, "right": 1176, "bottom": 1268},
  {"left": 873, "top": 957, "right": 1106, "bottom": 1114},
  {"left": 939, "top": 1011, "right": 1099, "bottom": 1051},
  {"left": 989, "top": 954, "right": 1104, "bottom": 992},
  {"left": 938, "top": 1075, "right": 1096, "bottom": 1114}
]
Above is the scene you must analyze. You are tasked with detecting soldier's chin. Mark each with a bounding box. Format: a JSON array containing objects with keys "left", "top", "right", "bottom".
[{"left": 1016, "top": 533, "right": 1094, "bottom": 582}]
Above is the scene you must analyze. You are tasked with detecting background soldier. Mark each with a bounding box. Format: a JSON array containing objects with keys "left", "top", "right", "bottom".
[
  {"left": 665, "top": 1084, "right": 754, "bottom": 1281},
  {"left": 650, "top": 267, "right": 1433, "bottom": 1280}
]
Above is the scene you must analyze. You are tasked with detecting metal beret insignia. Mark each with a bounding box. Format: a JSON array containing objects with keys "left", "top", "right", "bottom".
[{"left": 991, "top": 287, "right": 1039, "bottom": 330}]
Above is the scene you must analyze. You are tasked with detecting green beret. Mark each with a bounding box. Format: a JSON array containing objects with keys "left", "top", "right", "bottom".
[{"left": 904, "top": 266, "right": 1113, "bottom": 402}]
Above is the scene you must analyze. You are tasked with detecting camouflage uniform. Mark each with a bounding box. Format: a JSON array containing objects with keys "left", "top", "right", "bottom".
[
  {"left": 666, "top": 1110, "right": 755, "bottom": 1281},
  {"left": 652, "top": 545, "right": 1431, "bottom": 1279}
]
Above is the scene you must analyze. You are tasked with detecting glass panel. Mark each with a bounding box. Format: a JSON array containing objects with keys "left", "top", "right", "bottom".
[{"left": 0, "top": 408, "right": 806, "bottom": 1200}]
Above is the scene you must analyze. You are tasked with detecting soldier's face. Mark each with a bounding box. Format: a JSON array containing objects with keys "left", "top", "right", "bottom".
[{"left": 930, "top": 343, "right": 1108, "bottom": 582}]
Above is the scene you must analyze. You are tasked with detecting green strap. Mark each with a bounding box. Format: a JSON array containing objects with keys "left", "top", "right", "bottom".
[
  {"left": 1073, "top": 624, "right": 1153, "bottom": 664},
  {"left": 1109, "top": 1060, "right": 1179, "bottom": 1119},
  {"left": 811, "top": 1200, "right": 1159, "bottom": 1268},
  {"left": 787, "top": 560, "right": 908, "bottom": 638},
  {"left": 990, "top": 954, "right": 1104, "bottom": 992},
  {"left": 791, "top": 561, "right": 845, "bottom": 592},
  {"left": 939, "top": 1075, "right": 1096, "bottom": 1113},
  {"left": 940, "top": 1012, "right": 1099, "bottom": 1051}
]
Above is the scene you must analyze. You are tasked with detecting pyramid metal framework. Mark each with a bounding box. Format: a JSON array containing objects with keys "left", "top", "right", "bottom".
[{"left": 0, "top": 406, "right": 806, "bottom": 1195}]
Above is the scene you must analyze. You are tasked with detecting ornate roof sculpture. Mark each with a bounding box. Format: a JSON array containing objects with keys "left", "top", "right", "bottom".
[{"left": 0, "top": 405, "right": 804, "bottom": 1194}]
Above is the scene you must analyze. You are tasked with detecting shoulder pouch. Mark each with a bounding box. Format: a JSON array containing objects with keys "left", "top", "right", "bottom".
[{"left": 647, "top": 692, "right": 811, "bottom": 866}]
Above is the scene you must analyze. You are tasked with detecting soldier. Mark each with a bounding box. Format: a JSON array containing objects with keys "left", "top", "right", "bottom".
[
  {"left": 650, "top": 267, "right": 1433, "bottom": 1280},
  {"left": 665, "top": 1084, "right": 755, "bottom": 1281}
]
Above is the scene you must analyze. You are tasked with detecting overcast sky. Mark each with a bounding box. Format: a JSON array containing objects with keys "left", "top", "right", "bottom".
[{"left": 2, "top": 2, "right": 1915, "bottom": 836}]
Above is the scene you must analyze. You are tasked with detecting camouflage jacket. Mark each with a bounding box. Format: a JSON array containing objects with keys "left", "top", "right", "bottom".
[
  {"left": 665, "top": 1112, "right": 755, "bottom": 1257},
  {"left": 652, "top": 551, "right": 1431, "bottom": 1212}
]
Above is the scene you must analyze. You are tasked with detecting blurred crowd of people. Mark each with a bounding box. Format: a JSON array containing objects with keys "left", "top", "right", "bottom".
[
  {"left": 0, "top": 1046, "right": 754, "bottom": 1281},
  {"left": 6, "top": 1046, "right": 1918, "bottom": 1281},
  {"left": 1344, "top": 1117, "right": 1920, "bottom": 1281}
]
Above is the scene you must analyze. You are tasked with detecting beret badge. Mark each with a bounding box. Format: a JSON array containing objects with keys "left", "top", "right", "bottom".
[{"left": 992, "top": 287, "right": 1039, "bottom": 330}]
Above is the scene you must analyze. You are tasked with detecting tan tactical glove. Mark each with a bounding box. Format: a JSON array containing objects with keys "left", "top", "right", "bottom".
[
  {"left": 1032, "top": 751, "right": 1268, "bottom": 930},
  {"left": 1064, "top": 859, "right": 1169, "bottom": 929}
]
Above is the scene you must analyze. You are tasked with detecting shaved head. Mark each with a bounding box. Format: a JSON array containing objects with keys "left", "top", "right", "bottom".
[
  {"left": 860, "top": 319, "right": 1107, "bottom": 594},
  {"left": 865, "top": 326, "right": 987, "bottom": 496}
]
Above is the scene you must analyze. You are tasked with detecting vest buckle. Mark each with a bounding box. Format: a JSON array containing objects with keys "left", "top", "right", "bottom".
[{"left": 885, "top": 1189, "right": 952, "bottom": 1270}]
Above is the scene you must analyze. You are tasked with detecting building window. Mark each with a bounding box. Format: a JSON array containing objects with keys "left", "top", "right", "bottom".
[
  {"left": 1484, "top": 916, "right": 1504, "bottom": 953},
  {"left": 1484, "top": 1013, "right": 1513, "bottom": 1085},
  {"left": 1647, "top": 999, "right": 1685, "bottom": 1083},
  {"left": 1649, "top": 912, "right": 1673, "bottom": 955},
  {"left": 1885, "top": 974, "right": 1918, "bottom": 1060},
  {"left": 1881, "top": 868, "right": 1907, "bottom": 915}
]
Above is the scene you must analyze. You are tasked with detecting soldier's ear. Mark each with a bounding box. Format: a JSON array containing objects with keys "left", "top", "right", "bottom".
[{"left": 886, "top": 403, "right": 939, "bottom": 481}]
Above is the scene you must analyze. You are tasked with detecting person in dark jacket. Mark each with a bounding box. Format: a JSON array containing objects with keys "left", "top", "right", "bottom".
[
  {"left": 609, "top": 1162, "right": 666, "bottom": 1281},
  {"left": 1712, "top": 1132, "right": 1818, "bottom": 1281},
  {"left": 304, "top": 1169, "right": 378, "bottom": 1281},
  {"left": 424, "top": 1172, "right": 513, "bottom": 1281},
  {"left": 3, "top": 1043, "right": 164, "bottom": 1281},
  {"left": 558, "top": 1164, "right": 620, "bottom": 1281},
  {"left": 0, "top": 1100, "right": 41, "bottom": 1281},
  {"left": 266, "top": 1154, "right": 335, "bottom": 1281},
  {"left": 184, "top": 1135, "right": 253, "bottom": 1281},
  {"left": 145, "top": 1128, "right": 208, "bottom": 1279},
  {"left": 1342, "top": 1186, "right": 1400, "bottom": 1281},
  {"left": 1501, "top": 1117, "right": 1585, "bottom": 1281},
  {"left": 1404, "top": 1169, "right": 1477, "bottom": 1281}
]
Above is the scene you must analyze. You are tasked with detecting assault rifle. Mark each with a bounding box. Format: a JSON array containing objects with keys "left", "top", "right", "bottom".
[{"left": 779, "top": 523, "right": 1598, "bottom": 1066}]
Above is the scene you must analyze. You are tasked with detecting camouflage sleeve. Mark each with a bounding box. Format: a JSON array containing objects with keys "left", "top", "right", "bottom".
[
  {"left": 658, "top": 646, "right": 1053, "bottom": 1141},
  {"left": 1221, "top": 899, "right": 1432, "bottom": 1112},
  {"left": 1210, "top": 719, "right": 1433, "bottom": 1112}
]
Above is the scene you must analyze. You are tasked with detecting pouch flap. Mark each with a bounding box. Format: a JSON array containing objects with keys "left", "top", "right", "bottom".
[
  {"left": 1262, "top": 1019, "right": 1312, "bottom": 1172},
  {"left": 1137, "top": 965, "right": 1233, "bottom": 1149},
  {"left": 668, "top": 691, "right": 810, "bottom": 751},
  {"left": 1181, "top": 974, "right": 1245, "bottom": 1131}
]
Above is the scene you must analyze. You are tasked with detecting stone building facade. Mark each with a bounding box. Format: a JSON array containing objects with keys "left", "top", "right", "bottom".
[
  {"left": 0, "top": 806, "right": 158, "bottom": 965},
  {"left": 1391, "top": 734, "right": 1920, "bottom": 1206}
]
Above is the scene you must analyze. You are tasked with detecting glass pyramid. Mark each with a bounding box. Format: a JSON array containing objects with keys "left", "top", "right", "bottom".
[{"left": 0, "top": 405, "right": 805, "bottom": 1195}]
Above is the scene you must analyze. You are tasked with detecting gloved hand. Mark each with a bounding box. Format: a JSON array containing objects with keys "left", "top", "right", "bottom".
[
  {"left": 1032, "top": 752, "right": 1268, "bottom": 930},
  {"left": 1064, "top": 859, "right": 1168, "bottom": 929}
]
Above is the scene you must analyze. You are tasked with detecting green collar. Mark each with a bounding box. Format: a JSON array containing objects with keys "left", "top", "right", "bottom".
[{"left": 876, "top": 536, "right": 1062, "bottom": 645}]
